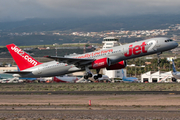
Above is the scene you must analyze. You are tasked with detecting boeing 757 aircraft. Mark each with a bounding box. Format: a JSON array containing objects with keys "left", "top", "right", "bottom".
[
  {"left": 121, "top": 69, "right": 138, "bottom": 82},
  {"left": 5, "top": 37, "right": 178, "bottom": 80},
  {"left": 171, "top": 59, "right": 180, "bottom": 79}
]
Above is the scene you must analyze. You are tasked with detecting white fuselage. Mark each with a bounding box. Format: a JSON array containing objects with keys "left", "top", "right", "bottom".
[{"left": 14, "top": 37, "right": 178, "bottom": 78}]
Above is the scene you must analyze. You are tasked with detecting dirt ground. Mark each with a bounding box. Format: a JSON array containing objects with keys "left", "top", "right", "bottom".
[
  {"left": 0, "top": 94, "right": 180, "bottom": 106},
  {"left": 0, "top": 95, "right": 180, "bottom": 106},
  {"left": 0, "top": 94, "right": 180, "bottom": 119}
]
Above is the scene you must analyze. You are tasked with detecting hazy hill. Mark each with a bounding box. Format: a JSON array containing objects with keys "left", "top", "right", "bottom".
[
  {"left": 0, "top": 14, "right": 180, "bottom": 32},
  {"left": 0, "top": 14, "right": 180, "bottom": 46}
]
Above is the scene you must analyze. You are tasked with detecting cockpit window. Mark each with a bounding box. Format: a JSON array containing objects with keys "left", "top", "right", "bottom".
[{"left": 165, "top": 39, "right": 173, "bottom": 42}]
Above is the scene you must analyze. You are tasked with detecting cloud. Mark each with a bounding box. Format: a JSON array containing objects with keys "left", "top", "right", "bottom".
[{"left": 0, "top": 0, "right": 180, "bottom": 21}]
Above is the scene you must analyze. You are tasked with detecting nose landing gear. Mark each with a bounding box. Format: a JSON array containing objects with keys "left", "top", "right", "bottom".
[{"left": 157, "top": 52, "right": 162, "bottom": 70}]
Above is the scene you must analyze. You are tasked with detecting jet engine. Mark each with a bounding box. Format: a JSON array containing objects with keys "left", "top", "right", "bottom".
[
  {"left": 92, "top": 58, "right": 111, "bottom": 69},
  {"left": 106, "top": 61, "right": 126, "bottom": 70}
]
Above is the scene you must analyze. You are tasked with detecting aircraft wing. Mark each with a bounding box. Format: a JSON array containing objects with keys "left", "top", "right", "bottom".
[{"left": 45, "top": 56, "right": 95, "bottom": 66}]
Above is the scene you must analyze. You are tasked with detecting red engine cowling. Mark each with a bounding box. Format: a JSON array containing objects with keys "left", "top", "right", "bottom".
[
  {"left": 92, "top": 58, "right": 110, "bottom": 69},
  {"left": 106, "top": 61, "right": 126, "bottom": 70}
]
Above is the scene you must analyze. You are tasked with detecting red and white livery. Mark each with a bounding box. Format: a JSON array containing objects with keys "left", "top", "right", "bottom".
[{"left": 5, "top": 37, "right": 178, "bottom": 80}]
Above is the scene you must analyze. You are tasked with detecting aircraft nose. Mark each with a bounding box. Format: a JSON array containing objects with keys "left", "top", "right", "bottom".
[{"left": 174, "top": 41, "right": 179, "bottom": 48}]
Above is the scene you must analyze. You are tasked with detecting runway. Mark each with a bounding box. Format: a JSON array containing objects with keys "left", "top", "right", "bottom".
[
  {"left": 0, "top": 104, "right": 180, "bottom": 119},
  {"left": 0, "top": 93, "right": 180, "bottom": 119},
  {"left": 0, "top": 109, "right": 180, "bottom": 120}
]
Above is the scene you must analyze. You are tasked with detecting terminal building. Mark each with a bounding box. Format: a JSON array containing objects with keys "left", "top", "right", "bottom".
[{"left": 102, "top": 37, "right": 126, "bottom": 79}]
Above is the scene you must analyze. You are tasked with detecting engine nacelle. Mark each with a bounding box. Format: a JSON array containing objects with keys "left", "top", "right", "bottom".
[
  {"left": 92, "top": 58, "right": 111, "bottom": 69},
  {"left": 106, "top": 61, "right": 127, "bottom": 70}
]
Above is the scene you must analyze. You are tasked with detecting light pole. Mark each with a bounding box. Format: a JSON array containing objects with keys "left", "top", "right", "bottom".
[
  {"left": 135, "top": 65, "right": 136, "bottom": 77},
  {"left": 55, "top": 44, "right": 58, "bottom": 56},
  {"left": 55, "top": 47, "right": 57, "bottom": 56}
]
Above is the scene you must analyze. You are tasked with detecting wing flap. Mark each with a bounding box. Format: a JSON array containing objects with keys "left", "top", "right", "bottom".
[{"left": 45, "top": 56, "right": 94, "bottom": 66}]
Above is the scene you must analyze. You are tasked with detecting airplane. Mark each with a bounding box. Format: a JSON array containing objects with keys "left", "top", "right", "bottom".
[
  {"left": 76, "top": 74, "right": 110, "bottom": 83},
  {"left": 53, "top": 75, "right": 80, "bottom": 83},
  {"left": 121, "top": 69, "right": 138, "bottom": 82},
  {"left": 171, "top": 59, "right": 180, "bottom": 79},
  {"left": 94, "top": 74, "right": 110, "bottom": 81},
  {"left": 5, "top": 37, "right": 178, "bottom": 80},
  {"left": 54, "top": 74, "right": 110, "bottom": 83}
]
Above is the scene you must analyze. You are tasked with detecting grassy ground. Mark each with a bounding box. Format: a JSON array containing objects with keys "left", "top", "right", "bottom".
[{"left": 0, "top": 83, "right": 180, "bottom": 91}]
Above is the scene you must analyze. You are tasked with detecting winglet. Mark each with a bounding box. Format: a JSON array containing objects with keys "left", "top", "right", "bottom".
[{"left": 6, "top": 44, "right": 42, "bottom": 71}]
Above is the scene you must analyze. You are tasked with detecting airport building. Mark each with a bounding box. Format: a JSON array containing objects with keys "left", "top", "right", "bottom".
[
  {"left": 102, "top": 37, "right": 120, "bottom": 49},
  {"left": 141, "top": 71, "right": 176, "bottom": 83},
  {"left": 0, "top": 66, "right": 17, "bottom": 72},
  {"left": 102, "top": 37, "right": 126, "bottom": 78},
  {"left": 103, "top": 69, "right": 126, "bottom": 79}
]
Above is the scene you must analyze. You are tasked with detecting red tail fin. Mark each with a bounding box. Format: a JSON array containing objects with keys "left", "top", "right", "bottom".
[{"left": 6, "top": 44, "right": 42, "bottom": 71}]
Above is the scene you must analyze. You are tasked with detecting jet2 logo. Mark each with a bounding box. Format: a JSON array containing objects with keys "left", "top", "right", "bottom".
[
  {"left": 11, "top": 46, "right": 24, "bottom": 56},
  {"left": 124, "top": 42, "right": 147, "bottom": 57},
  {"left": 11, "top": 46, "right": 38, "bottom": 66}
]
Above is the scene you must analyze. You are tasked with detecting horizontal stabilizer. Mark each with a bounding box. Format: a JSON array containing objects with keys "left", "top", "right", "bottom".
[{"left": 5, "top": 71, "right": 32, "bottom": 74}]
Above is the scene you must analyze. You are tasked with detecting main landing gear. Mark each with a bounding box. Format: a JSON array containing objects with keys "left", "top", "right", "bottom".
[
  {"left": 157, "top": 52, "right": 162, "bottom": 65},
  {"left": 93, "top": 69, "right": 102, "bottom": 80},
  {"left": 83, "top": 67, "right": 102, "bottom": 80},
  {"left": 83, "top": 66, "right": 93, "bottom": 80},
  {"left": 84, "top": 71, "right": 92, "bottom": 79}
]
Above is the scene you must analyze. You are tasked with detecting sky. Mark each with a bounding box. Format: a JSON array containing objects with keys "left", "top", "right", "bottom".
[{"left": 1, "top": 0, "right": 180, "bottom": 21}]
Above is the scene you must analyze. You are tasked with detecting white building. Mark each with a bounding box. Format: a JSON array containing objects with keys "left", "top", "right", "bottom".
[
  {"left": 103, "top": 69, "right": 126, "bottom": 79},
  {"left": 102, "top": 37, "right": 126, "bottom": 78},
  {"left": 102, "top": 37, "right": 120, "bottom": 49},
  {"left": 141, "top": 71, "right": 175, "bottom": 83}
]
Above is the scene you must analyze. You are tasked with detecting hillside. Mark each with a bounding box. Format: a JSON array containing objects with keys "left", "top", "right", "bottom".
[{"left": 0, "top": 14, "right": 180, "bottom": 32}]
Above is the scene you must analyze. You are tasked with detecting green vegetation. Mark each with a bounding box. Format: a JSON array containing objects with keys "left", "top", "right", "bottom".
[
  {"left": 126, "top": 57, "right": 178, "bottom": 77},
  {"left": 0, "top": 83, "right": 180, "bottom": 91}
]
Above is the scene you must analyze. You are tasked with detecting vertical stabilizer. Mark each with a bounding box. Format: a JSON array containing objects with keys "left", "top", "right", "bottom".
[
  {"left": 172, "top": 59, "right": 177, "bottom": 72},
  {"left": 6, "top": 44, "right": 42, "bottom": 71},
  {"left": 122, "top": 69, "right": 125, "bottom": 78}
]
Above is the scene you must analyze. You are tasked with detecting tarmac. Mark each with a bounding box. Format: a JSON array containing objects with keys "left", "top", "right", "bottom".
[{"left": 0, "top": 93, "right": 180, "bottom": 119}]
